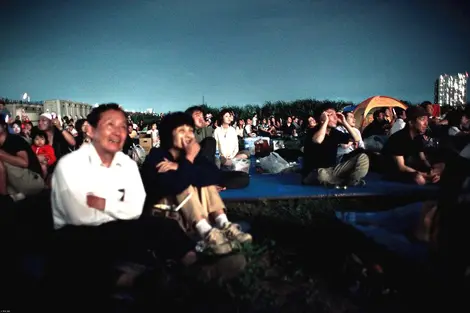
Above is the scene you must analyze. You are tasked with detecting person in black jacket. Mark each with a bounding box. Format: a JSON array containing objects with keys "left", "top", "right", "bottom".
[{"left": 141, "top": 112, "right": 252, "bottom": 256}]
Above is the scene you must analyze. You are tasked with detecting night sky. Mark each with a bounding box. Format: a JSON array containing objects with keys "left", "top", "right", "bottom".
[{"left": 1, "top": 0, "right": 469, "bottom": 111}]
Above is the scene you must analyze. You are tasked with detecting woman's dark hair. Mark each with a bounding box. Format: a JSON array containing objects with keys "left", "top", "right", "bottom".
[
  {"left": 218, "top": 108, "right": 232, "bottom": 125},
  {"left": 33, "top": 129, "right": 50, "bottom": 145},
  {"left": 74, "top": 118, "right": 88, "bottom": 148},
  {"left": 159, "top": 112, "right": 195, "bottom": 150},
  {"left": 87, "top": 103, "right": 126, "bottom": 128}
]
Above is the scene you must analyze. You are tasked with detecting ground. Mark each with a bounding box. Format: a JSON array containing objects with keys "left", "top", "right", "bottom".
[{"left": 111, "top": 195, "right": 436, "bottom": 313}]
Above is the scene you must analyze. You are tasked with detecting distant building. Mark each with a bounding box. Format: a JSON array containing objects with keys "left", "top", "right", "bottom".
[
  {"left": 434, "top": 73, "right": 468, "bottom": 106},
  {"left": 43, "top": 99, "right": 92, "bottom": 120}
]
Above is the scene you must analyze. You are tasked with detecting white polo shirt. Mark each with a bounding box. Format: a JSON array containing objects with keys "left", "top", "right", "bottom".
[{"left": 51, "top": 143, "right": 146, "bottom": 229}]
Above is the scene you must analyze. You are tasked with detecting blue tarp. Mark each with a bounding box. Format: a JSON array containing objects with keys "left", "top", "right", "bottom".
[
  {"left": 221, "top": 172, "right": 437, "bottom": 201},
  {"left": 335, "top": 202, "right": 429, "bottom": 263}
]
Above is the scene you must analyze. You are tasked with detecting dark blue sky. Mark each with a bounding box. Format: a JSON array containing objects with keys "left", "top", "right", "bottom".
[{"left": 1, "top": 0, "right": 469, "bottom": 111}]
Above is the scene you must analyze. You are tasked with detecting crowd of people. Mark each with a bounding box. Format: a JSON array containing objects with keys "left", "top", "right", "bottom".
[{"left": 2, "top": 99, "right": 470, "bottom": 308}]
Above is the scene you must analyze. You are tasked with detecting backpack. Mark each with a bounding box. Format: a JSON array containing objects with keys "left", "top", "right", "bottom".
[{"left": 129, "top": 143, "right": 146, "bottom": 166}]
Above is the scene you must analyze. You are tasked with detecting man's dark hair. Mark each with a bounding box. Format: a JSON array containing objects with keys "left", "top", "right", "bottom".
[
  {"left": 185, "top": 106, "right": 204, "bottom": 116},
  {"left": 0, "top": 113, "right": 6, "bottom": 130},
  {"left": 313, "top": 104, "right": 336, "bottom": 122},
  {"left": 395, "top": 107, "right": 405, "bottom": 117},
  {"left": 159, "top": 112, "right": 195, "bottom": 150},
  {"left": 32, "top": 129, "right": 50, "bottom": 145},
  {"left": 421, "top": 101, "right": 433, "bottom": 108},
  {"left": 218, "top": 108, "right": 232, "bottom": 125},
  {"left": 87, "top": 103, "right": 126, "bottom": 128}
]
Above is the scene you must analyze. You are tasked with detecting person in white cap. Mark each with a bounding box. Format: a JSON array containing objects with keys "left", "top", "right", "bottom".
[{"left": 37, "top": 112, "right": 76, "bottom": 162}]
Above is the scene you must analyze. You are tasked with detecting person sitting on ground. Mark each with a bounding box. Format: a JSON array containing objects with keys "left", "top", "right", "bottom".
[
  {"left": 185, "top": 106, "right": 216, "bottom": 162},
  {"left": 213, "top": 109, "right": 249, "bottom": 168},
  {"left": 243, "top": 118, "right": 257, "bottom": 137},
  {"left": 31, "top": 130, "right": 56, "bottom": 179},
  {"left": 47, "top": 104, "right": 246, "bottom": 308},
  {"left": 0, "top": 115, "right": 44, "bottom": 202},
  {"left": 390, "top": 108, "right": 407, "bottom": 135},
  {"left": 141, "top": 112, "right": 252, "bottom": 255},
  {"left": 36, "top": 113, "right": 75, "bottom": 162},
  {"left": 336, "top": 111, "right": 365, "bottom": 163},
  {"left": 302, "top": 105, "right": 369, "bottom": 187},
  {"left": 381, "top": 106, "right": 444, "bottom": 185},
  {"left": 362, "top": 109, "right": 390, "bottom": 139}
]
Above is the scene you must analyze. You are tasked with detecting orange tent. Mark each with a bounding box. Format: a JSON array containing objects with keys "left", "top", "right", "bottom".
[{"left": 353, "top": 96, "right": 408, "bottom": 130}]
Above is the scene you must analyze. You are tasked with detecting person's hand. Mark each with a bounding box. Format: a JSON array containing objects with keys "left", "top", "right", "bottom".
[
  {"left": 52, "top": 118, "right": 61, "bottom": 129},
  {"left": 336, "top": 113, "right": 346, "bottom": 124},
  {"left": 216, "top": 185, "right": 226, "bottom": 192},
  {"left": 87, "top": 194, "right": 106, "bottom": 211},
  {"left": 156, "top": 158, "right": 178, "bottom": 173},
  {"left": 320, "top": 112, "right": 329, "bottom": 124},
  {"left": 182, "top": 138, "right": 200, "bottom": 163},
  {"left": 37, "top": 154, "right": 47, "bottom": 164}
]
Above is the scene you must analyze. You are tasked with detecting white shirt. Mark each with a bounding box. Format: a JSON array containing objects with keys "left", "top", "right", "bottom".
[
  {"left": 390, "top": 118, "right": 406, "bottom": 135},
  {"left": 448, "top": 126, "right": 460, "bottom": 136},
  {"left": 51, "top": 143, "right": 146, "bottom": 229},
  {"left": 214, "top": 126, "right": 239, "bottom": 159},
  {"left": 336, "top": 126, "right": 365, "bottom": 157}
]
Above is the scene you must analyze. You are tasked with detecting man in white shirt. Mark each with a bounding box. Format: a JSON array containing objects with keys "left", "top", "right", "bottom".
[
  {"left": 390, "top": 108, "right": 406, "bottom": 135},
  {"left": 47, "top": 103, "right": 198, "bottom": 308},
  {"left": 336, "top": 111, "right": 365, "bottom": 163}
]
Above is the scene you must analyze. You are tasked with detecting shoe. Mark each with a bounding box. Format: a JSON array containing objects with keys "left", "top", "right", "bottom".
[
  {"left": 195, "top": 254, "right": 247, "bottom": 284},
  {"left": 222, "top": 223, "right": 252, "bottom": 244},
  {"left": 203, "top": 228, "right": 233, "bottom": 255}
]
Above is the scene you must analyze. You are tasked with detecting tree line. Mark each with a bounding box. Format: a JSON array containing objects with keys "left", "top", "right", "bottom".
[{"left": 129, "top": 98, "right": 457, "bottom": 125}]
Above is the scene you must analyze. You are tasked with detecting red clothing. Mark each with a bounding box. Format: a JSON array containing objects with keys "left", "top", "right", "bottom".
[{"left": 31, "top": 144, "right": 56, "bottom": 166}]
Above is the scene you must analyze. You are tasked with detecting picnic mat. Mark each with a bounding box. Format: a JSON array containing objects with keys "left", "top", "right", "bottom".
[{"left": 220, "top": 172, "right": 438, "bottom": 201}]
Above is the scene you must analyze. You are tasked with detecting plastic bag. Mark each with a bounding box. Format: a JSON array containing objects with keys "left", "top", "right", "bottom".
[
  {"left": 231, "top": 158, "right": 250, "bottom": 174},
  {"left": 259, "top": 152, "right": 290, "bottom": 174}
]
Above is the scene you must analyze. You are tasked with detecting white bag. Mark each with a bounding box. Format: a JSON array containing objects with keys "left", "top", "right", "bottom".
[
  {"left": 259, "top": 152, "right": 290, "bottom": 174},
  {"left": 129, "top": 143, "right": 146, "bottom": 166},
  {"left": 231, "top": 158, "right": 250, "bottom": 173}
]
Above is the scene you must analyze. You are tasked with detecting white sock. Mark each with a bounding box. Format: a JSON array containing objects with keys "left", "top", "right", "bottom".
[
  {"left": 215, "top": 214, "right": 229, "bottom": 229},
  {"left": 195, "top": 219, "right": 212, "bottom": 238}
]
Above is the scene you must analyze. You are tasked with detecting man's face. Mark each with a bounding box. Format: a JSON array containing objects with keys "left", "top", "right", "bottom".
[
  {"left": 172, "top": 124, "right": 195, "bottom": 150},
  {"left": 246, "top": 119, "right": 252, "bottom": 125},
  {"left": 376, "top": 112, "right": 385, "bottom": 121},
  {"left": 425, "top": 105, "right": 434, "bottom": 116},
  {"left": 384, "top": 109, "right": 391, "bottom": 117},
  {"left": 89, "top": 109, "right": 128, "bottom": 154},
  {"left": 461, "top": 115, "right": 469, "bottom": 128},
  {"left": 411, "top": 116, "right": 429, "bottom": 134},
  {"left": 128, "top": 125, "right": 133, "bottom": 134},
  {"left": 192, "top": 110, "right": 205, "bottom": 128},
  {"left": 287, "top": 117, "right": 292, "bottom": 124},
  {"left": 325, "top": 109, "right": 338, "bottom": 128},
  {"left": 38, "top": 117, "right": 52, "bottom": 131},
  {"left": 346, "top": 112, "right": 355, "bottom": 127},
  {"left": 308, "top": 116, "right": 316, "bottom": 128}
]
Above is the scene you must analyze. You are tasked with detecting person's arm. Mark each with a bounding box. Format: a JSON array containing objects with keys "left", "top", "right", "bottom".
[
  {"left": 51, "top": 164, "right": 109, "bottom": 226},
  {"left": 0, "top": 149, "right": 28, "bottom": 168},
  {"left": 44, "top": 145, "right": 57, "bottom": 166},
  {"left": 54, "top": 122, "right": 76, "bottom": 147},
  {"left": 312, "top": 115, "right": 328, "bottom": 143},
  {"left": 419, "top": 152, "right": 432, "bottom": 169},
  {"left": 338, "top": 115, "right": 360, "bottom": 142},
  {"left": 102, "top": 161, "right": 146, "bottom": 220},
  {"left": 393, "top": 155, "right": 423, "bottom": 173}
]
